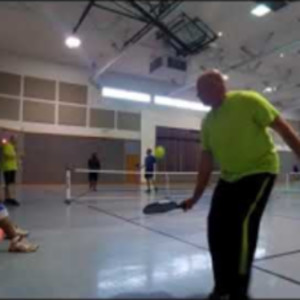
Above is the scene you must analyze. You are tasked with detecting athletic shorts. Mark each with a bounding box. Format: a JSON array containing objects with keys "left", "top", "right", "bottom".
[
  {"left": 88, "top": 172, "right": 98, "bottom": 182},
  {"left": 3, "top": 171, "right": 16, "bottom": 186},
  {"left": 145, "top": 172, "right": 154, "bottom": 179}
]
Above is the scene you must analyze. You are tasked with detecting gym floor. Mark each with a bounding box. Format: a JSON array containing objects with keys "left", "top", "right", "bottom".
[{"left": 1, "top": 185, "right": 300, "bottom": 298}]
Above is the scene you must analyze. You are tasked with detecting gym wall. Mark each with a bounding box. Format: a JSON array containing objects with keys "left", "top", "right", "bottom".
[
  {"left": 22, "top": 132, "right": 140, "bottom": 184},
  {"left": 0, "top": 51, "right": 298, "bottom": 184}
]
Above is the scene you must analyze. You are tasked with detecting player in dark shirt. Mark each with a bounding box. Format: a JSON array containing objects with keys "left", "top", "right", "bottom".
[
  {"left": 144, "top": 148, "right": 157, "bottom": 193},
  {"left": 88, "top": 153, "right": 101, "bottom": 191}
]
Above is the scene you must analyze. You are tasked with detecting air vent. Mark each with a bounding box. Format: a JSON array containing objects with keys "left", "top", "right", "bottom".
[
  {"left": 149, "top": 55, "right": 187, "bottom": 84},
  {"left": 167, "top": 57, "right": 187, "bottom": 71},
  {"left": 150, "top": 55, "right": 187, "bottom": 73}
]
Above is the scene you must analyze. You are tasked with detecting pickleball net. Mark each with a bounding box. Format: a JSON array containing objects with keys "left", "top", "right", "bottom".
[{"left": 64, "top": 168, "right": 222, "bottom": 204}]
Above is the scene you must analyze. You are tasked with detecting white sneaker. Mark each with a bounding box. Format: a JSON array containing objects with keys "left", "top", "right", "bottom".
[
  {"left": 9, "top": 236, "right": 39, "bottom": 253},
  {"left": 15, "top": 226, "right": 29, "bottom": 237},
  {"left": 4, "top": 226, "right": 29, "bottom": 240}
]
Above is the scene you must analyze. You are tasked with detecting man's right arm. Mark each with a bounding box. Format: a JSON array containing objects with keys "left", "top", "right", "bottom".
[{"left": 183, "top": 150, "right": 214, "bottom": 210}]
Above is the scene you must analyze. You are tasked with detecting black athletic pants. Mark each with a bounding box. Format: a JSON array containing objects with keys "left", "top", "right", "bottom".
[{"left": 208, "top": 173, "right": 276, "bottom": 299}]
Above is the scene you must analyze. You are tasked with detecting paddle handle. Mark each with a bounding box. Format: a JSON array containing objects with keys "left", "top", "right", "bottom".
[{"left": 178, "top": 201, "right": 187, "bottom": 210}]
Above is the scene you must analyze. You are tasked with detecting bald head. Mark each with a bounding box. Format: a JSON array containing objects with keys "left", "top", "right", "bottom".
[{"left": 196, "top": 70, "right": 226, "bottom": 108}]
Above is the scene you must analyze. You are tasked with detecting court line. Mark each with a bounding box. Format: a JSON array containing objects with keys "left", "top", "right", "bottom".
[
  {"left": 128, "top": 215, "right": 154, "bottom": 221},
  {"left": 253, "top": 265, "right": 300, "bottom": 286},
  {"left": 71, "top": 190, "right": 92, "bottom": 201},
  {"left": 128, "top": 206, "right": 207, "bottom": 221},
  {"left": 87, "top": 204, "right": 208, "bottom": 251},
  {"left": 86, "top": 202, "right": 300, "bottom": 262},
  {"left": 86, "top": 203, "right": 300, "bottom": 287},
  {"left": 255, "top": 249, "right": 300, "bottom": 262}
]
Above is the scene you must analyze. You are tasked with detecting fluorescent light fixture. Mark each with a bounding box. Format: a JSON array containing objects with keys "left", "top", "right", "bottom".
[
  {"left": 154, "top": 96, "right": 211, "bottom": 112},
  {"left": 263, "top": 86, "right": 277, "bottom": 93},
  {"left": 251, "top": 4, "right": 271, "bottom": 17},
  {"left": 65, "top": 35, "right": 81, "bottom": 48},
  {"left": 102, "top": 87, "right": 151, "bottom": 103}
]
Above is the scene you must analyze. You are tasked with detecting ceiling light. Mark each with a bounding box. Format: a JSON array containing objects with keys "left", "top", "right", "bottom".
[
  {"left": 251, "top": 4, "right": 271, "bottom": 17},
  {"left": 65, "top": 35, "right": 81, "bottom": 49},
  {"left": 223, "top": 74, "right": 229, "bottom": 81},
  {"left": 218, "top": 32, "right": 223, "bottom": 37},
  {"left": 102, "top": 87, "right": 151, "bottom": 103},
  {"left": 263, "top": 87, "right": 273, "bottom": 93},
  {"left": 280, "top": 53, "right": 285, "bottom": 58},
  {"left": 154, "top": 96, "right": 211, "bottom": 112}
]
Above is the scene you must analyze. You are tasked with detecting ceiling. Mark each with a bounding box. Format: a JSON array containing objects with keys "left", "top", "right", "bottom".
[{"left": 1, "top": 1, "right": 300, "bottom": 114}]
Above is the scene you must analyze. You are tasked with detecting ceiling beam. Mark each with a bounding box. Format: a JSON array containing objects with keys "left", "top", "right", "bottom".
[{"left": 73, "top": 1, "right": 95, "bottom": 33}]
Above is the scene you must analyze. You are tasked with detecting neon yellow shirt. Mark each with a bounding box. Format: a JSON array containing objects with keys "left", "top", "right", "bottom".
[
  {"left": 201, "top": 90, "right": 280, "bottom": 182},
  {"left": 1, "top": 142, "right": 18, "bottom": 171}
]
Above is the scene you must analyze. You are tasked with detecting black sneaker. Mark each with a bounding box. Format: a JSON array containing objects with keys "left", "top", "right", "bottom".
[
  {"left": 207, "top": 292, "right": 230, "bottom": 300},
  {"left": 230, "top": 295, "right": 250, "bottom": 300},
  {"left": 5, "top": 199, "right": 21, "bottom": 206}
]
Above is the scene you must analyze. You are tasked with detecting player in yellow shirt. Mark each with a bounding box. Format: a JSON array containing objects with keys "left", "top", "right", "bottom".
[
  {"left": 183, "top": 70, "right": 300, "bottom": 300},
  {"left": 0, "top": 135, "right": 38, "bottom": 252},
  {"left": 2, "top": 135, "right": 20, "bottom": 206}
]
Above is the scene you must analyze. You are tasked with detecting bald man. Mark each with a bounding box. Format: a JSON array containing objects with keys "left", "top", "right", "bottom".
[{"left": 183, "top": 70, "right": 300, "bottom": 300}]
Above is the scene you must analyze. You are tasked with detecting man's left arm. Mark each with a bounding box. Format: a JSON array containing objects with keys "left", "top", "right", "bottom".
[
  {"left": 271, "top": 116, "right": 300, "bottom": 159},
  {"left": 248, "top": 91, "right": 300, "bottom": 158}
]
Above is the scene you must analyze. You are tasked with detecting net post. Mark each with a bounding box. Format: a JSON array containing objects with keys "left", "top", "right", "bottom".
[
  {"left": 65, "top": 168, "right": 72, "bottom": 205},
  {"left": 285, "top": 172, "right": 290, "bottom": 191}
]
